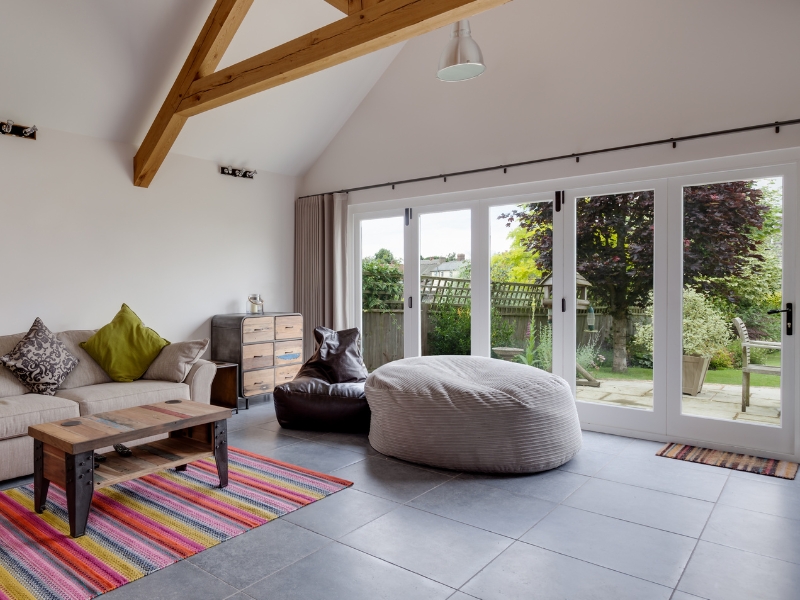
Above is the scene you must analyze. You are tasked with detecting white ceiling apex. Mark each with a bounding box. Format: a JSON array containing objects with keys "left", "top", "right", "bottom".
[{"left": 0, "top": 0, "right": 402, "bottom": 176}]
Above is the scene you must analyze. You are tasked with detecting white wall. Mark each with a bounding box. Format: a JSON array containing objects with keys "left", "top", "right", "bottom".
[
  {"left": 301, "top": 0, "right": 800, "bottom": 199},
  {"left": 0, "top": 128, "right": 297, "bottom": 343}
]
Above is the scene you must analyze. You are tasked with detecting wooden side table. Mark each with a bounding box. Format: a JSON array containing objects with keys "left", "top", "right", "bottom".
[{"left": 210, "top": 361, "right": 243, "bottom": 413}]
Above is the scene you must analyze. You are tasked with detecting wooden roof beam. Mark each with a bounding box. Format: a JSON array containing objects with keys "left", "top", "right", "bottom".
[
  {"left": 176, "top": 0, "right": 509, "bottom": 118},
  {"left": 133, "top": 0, "right": 254, "bottom": 188}
]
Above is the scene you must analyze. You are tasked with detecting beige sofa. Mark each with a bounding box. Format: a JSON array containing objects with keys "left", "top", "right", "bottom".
[{"left": 0, "top": 329, "right": 217, "bottom": 482}]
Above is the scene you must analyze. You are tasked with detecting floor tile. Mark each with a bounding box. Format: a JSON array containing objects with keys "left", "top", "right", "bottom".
[
  {"left": 670, "top": 593, "right": 707, "bottom": 600},
  {"left": 728, "top": 468, "right": 800, "bottom": 488},
  {"left": 264, "top": 440, "right": 365, "bottom": 474},
  {"left": 678, "top": 541, "right": 800, "bottom": 600},
  {"left": 104, "top": 560, "right": 237, "bottom": 599},
  {"left": 283, "top": 488, "right": 399, "bottom": 539},
  {"left": 701, "top": 503, "right": 800, "bottom": 564},
  {"left": 563, "top": 478, "right": 714, "bottom": 537},
  {"left": 341, "top": 506, "right": 512, "bottom": 588},
  {"left": 227, "top": 402, "right": 278, "bottom": 431},
  {"left": 461, "top": 541, "right": 672, "bottom": 600},
  {"left": 332, "top": 456, "right": 452, "bottom": 502},
  {"left": 557, "top": 448, "right": 615, "bottom": 476},
  {"left": 594, "top": 455, "right": 729, "bottom": 502},
  {"left": 227, "top": 425, "right": 304, "bottom": 455},
  {"left": 460, "top": 468, "right": 589, "bottom": 503},
  {"left": 0, "top": 475, "right": 33, "bottom": 491},
  {"left": 447, "top": 593, "right": 478, "bottom": 600},
  {"left": 521, "top": 506, "right": 696, "bottom": 587},
  {"left": 579, "top": 430, "right": 635, "bottom": 454},
  {"left": 245, "top": 542, "right": 453, "bottom": 600},
  {"left": 409, "top": 477, "right": 556, "bottom": 538},
  {"left": 188, "top": 519, "right": 329, "bottom": 589},
  {"left": 313, "top": 432, "right": 380, "bottom": 456},
  {"left": 717, "top": 475, "right": 800, "bottom": 521},
  {"left": 257, "top": 420, "right": 326, "bottom": 440}
]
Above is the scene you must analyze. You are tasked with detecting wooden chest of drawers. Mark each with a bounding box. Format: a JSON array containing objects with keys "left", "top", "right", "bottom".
[{"left": 211, "top": 313, "right": 304, "bottom": 406}]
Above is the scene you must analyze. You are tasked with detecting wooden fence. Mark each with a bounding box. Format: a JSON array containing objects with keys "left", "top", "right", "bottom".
[{"left": 361, "top": 275, "right": 649, "bottom": 371}]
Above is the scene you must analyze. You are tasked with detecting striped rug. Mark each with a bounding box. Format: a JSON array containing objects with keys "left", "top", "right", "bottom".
[
  {"left": 0, "top": 447, "right": 352, "bottom": 600},
  {"left": 657, "top": 443, "right": 798, "bottom": 479}
]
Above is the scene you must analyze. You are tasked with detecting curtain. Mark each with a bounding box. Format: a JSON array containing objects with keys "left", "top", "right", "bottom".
[{"left": 294, "top": 193, "right": 350, "bottom": 358}]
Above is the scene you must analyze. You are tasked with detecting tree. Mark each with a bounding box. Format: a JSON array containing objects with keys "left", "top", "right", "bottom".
[
  {"left": 501, "top": 182, "right": 768, "bottom": 372},
  {"left": 362, "top": 249, "right": 403, "bottom": 311}
]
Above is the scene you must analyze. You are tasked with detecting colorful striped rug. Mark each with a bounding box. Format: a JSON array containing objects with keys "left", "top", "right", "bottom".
[
  {"left": 0, "top": 447, "right": 352, "bottom": 600},
  {"left": 657, "top": 443, "right": 798, "bottom": 479}
]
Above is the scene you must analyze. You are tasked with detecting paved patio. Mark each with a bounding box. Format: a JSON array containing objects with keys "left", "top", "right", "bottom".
[{"left": 576, "top": 380, "right": 781, "bottom": 426}]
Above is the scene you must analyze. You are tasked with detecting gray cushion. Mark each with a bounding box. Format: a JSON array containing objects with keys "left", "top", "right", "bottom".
[
  {"left": 55, "top": 380, "right": 189, "bottom": 415},
  {"left": 57, "top": 330, "right": 114, "bottom": 389},
  {"left": 143, "top": 339, "right": 209, "bottom": 383},
  {"left": 0, "top": 334, "right": 29, "bottom": 398},
  {"left": 0, "top": 318, "right": 78, "bottom": 395},
  {"left": 365, "top": 356, "right": 582, "bottom": 473},
  {"left": 0, "top": 393, "right": 80, "bottom": 441}
]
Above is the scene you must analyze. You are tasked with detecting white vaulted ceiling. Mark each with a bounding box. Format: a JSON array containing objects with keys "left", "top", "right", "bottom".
[{"left": 0, "top": 0, "right": 404, "bottom": 176}]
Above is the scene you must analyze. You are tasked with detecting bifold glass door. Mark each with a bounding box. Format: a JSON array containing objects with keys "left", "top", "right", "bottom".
[
  {"left": 667, "top": 168, "right": 796, "bottom": 456},
  {"left": 562, "top": 182, "right": 668, "bottom": 435},
  {"left": 354, "top": 164, "right": 796, "bottom": 455}
]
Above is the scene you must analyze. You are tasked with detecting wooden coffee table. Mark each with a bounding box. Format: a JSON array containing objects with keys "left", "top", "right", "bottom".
[{"left": 28, "top": 400, "right": 231, "bottom": 538}]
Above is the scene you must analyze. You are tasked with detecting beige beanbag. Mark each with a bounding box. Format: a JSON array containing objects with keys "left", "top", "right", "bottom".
[{"left": 365, "top": 355, "right": 582, "bottom": 473}]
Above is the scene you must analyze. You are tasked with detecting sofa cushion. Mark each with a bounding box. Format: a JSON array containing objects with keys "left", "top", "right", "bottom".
[
  {"left": 0, "top": 393, "right": 80, "bottom": 441},
  {"left": 0, "top": 318, "right": 79, "bottom": 395},
  {"left": 57, "top": 330, "right": 114, "bottom": 389},
  {"left": 0, "top": 333, "right": 29, "bottom": 399},
  {"left": 143, "top": 339, "right": 209, "bottom": 383},
  {"left": 81, "top": 304, "right": 169, "bottom": 382},
  {"left": 55, "top": 380, "right": 189, "bottom": 415}
]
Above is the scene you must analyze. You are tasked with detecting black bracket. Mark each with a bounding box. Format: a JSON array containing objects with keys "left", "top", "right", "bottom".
[
  {"left": 0, "top": 121, "right": 37, "bottom": 140},
  {"left": 405, "top": 207, "right": 413, "bottom": 226},
  {"left": 767, "top": 303, "right": 792, "bottom": 336}
]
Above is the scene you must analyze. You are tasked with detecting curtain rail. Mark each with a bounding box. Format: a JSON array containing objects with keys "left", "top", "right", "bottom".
[{"left": 297, "top": 117, "right": 800, "bottom": 199}]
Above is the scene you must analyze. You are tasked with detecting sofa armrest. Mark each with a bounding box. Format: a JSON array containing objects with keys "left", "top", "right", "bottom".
[{"left": 185, "top": 359, "right": 217, "bottom": 404}]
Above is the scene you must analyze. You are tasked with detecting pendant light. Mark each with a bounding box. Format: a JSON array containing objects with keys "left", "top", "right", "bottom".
[{"left": 437, "top": 20, "right": 485, "bottom": 82}]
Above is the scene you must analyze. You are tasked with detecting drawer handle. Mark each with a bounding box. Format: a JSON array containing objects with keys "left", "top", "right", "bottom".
[
  {"left": 284, "top": 351, "right": 293, "bottom": 354},
  {"left": 253, "top": 355, "right": 263, "bottom": 358},
  {"left": 284, "top": 325, "right": 294, "bottom": 328},
  {"left": 252, "top": 328, "right": 264, "bottom": 332}
]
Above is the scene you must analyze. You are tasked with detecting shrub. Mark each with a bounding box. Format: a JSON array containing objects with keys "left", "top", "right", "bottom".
[
  {"left": 427, "top": 303, "right": 515, "bottom": 356},
  {"left": 634, "top": 288, "right": 731, "bottom": 358},
  {"left": 709, "top": 348, "right": 734, "bottom": 370},
  {"left": 517, "top": 322, "right": 553, "bottom": 371}
]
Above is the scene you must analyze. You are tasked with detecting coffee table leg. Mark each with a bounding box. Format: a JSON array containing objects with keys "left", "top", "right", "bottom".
[
  {"left": 33, "top": 440, "right": 50, "bottom": 513},
  {"left": 214, "top": 420, "right": 228, "bottom": 488},
  {"left": 175, "top": 464, "right": 188, "bottom": 472},
  {"left": 65, "top": 450, "right": 94, "bottom": 538}
]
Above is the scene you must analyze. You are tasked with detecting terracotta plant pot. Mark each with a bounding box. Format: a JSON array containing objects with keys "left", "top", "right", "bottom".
[{"left": 682, "top": 354, "right": 711, "bottom": 396}]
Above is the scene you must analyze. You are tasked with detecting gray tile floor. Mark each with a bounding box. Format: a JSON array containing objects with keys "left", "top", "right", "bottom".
[{"left": 3, "top": 397, "right": 800, "bottom": 599}]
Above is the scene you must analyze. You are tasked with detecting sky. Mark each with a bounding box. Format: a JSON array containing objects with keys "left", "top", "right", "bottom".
[{"left": 360, "top": 205, "right": 524, "bottom": 262}]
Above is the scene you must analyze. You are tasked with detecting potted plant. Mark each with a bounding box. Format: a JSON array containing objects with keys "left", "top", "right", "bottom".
[{"left": 633, "top": 288, "right": 731, "bottom": 396}]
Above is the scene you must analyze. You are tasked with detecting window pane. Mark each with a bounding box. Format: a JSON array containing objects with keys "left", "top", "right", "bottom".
[
  {"left": 681, "top": 178, "right": 782, "bottom": 426},
  {"left": 489, "top": 201, "right": 552, "bottom": 368},
  {"left": 361, "top": 217, "right": 404, "bottom": 371},
  {"left": 420, "top": 210, "right": 472, "bottom": 356},
  {"left": 576, "top": 190, "right": 655, "bottom": 411}
]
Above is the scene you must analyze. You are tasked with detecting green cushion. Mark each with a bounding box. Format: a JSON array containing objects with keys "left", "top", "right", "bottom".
[{"left": 81, "top": 304, "right": 169, "bottom": 382}]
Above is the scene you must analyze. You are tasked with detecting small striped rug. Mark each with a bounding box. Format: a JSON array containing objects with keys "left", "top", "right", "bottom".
[
  {"left": 656, "top": 443, "right": 798, "bottom": 479},
  {"left": 0, "top": 447, "right": 352, "bottom": 600}
]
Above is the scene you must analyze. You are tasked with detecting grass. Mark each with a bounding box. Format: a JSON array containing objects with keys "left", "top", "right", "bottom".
[{"left": 587, "top": 364, "right": 780, "bottom": 388}]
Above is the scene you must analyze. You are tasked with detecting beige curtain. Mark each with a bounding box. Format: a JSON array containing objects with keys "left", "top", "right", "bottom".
[{"left": 294, "top": 193, "right": 350, "bottom": 358}]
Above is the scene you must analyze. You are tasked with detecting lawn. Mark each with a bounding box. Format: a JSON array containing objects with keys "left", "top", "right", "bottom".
[{"left": 589, "top": 365, "right": 780, "bottom": 388}]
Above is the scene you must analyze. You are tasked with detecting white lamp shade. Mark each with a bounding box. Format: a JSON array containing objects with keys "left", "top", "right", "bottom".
[{"left": 437, "top": 20, "right": 485, "bottom": 82}]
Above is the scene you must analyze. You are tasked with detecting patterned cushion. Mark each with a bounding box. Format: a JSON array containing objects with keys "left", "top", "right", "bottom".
[{"left": 0, "top": 318, "right": 79, "bottom": 396}]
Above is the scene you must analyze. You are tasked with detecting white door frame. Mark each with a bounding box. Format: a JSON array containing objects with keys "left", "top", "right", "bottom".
[
  {"left": 666, "top": 164, "right": 797, "bottom": 456},
  {"left": 561, "top": 179, "right": 669, "bottom": 436}
]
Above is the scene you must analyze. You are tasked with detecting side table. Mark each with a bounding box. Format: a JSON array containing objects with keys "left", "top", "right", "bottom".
[{"left": 210, "top": 361, "right": 244, "bottom": 413}]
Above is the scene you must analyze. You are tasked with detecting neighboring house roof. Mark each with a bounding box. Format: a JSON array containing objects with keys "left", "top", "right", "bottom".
[
  {"left": 432, "top": 260, "right": 466, "bottom": 273},
  {"left": 420, "top": 260, "right": 443, "bottom": 276}
]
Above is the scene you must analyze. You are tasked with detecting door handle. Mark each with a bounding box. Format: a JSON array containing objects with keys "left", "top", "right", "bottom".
[{"left": 767, "top": 303, "right": 792, "bottom": 336}]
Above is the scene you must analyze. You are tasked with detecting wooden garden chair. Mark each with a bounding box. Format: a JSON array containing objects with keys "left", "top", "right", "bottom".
[{"left": 732, "top": 317, "right": 781, "bottom": 412}]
